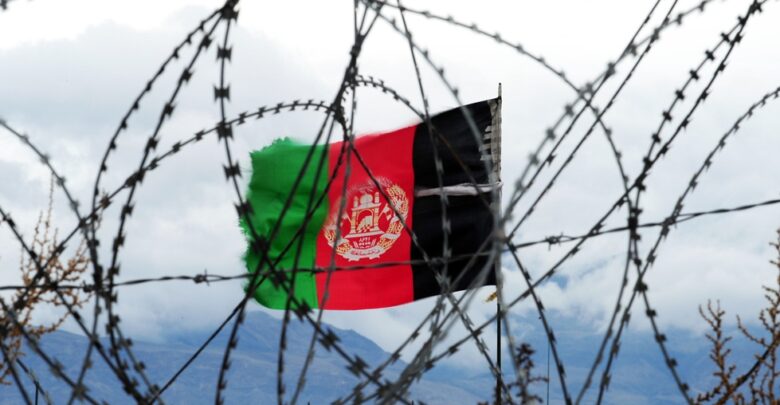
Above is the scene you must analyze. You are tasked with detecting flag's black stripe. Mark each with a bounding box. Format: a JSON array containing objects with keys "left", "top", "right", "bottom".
[
  {"left": 412, "top": 100, "right": 494, "bottom": 188},
  {"left": 410, "top": 99, "right": 497, "bottom": 300},
  {"left": 410, "top": 194, "right": 496, "bottom": 300}
]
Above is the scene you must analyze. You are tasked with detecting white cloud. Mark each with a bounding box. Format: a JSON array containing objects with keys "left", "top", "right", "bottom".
[{"left": 1, "top": 0, "right": 779, "bottom": 377}]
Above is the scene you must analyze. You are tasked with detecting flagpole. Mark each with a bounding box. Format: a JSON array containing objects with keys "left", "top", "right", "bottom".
[
  {"left": 496, "top": 301, "right": 502, "bottom": 405},
  {"left": 494, "top": 83, "right": 503, "bottom": 405}
]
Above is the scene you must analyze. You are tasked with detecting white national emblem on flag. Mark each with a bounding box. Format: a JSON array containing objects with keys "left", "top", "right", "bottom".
[{"left": 323, "top": 177, "right": 408, "bottom": 261}]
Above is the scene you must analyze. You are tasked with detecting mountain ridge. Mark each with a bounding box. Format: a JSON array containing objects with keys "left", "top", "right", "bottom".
[{"left": 0, "top": 311, "right": 764, "bottom": 404}]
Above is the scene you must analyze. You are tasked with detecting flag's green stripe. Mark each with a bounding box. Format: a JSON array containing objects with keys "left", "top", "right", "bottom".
[{"left": 241, "top": 138, "right": 328, "bottom": 309}]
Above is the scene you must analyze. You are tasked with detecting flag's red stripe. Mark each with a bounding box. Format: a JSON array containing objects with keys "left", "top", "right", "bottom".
[{"left": 314, "top": 125, "right": 417, "bottom": 309}]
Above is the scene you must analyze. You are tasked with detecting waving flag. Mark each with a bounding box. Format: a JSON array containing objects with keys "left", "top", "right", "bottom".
[{"left": 241, "top": 99, "right": 501, "bottom": 310}]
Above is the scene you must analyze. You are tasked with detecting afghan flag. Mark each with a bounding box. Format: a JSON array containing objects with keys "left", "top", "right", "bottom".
[{"left": 241, "top": 99, "right": 501, "bottom": 310}]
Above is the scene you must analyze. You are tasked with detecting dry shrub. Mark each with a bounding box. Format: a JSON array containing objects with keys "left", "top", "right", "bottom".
[
  {"left": 0, "top": 179, "right": 91, "bottom": 384},
  {"left": 698, "top": 229, "right": 780, "bottom": 404},
  {"left": 478, "top": 342, "right": 547, "bottom": 405}
]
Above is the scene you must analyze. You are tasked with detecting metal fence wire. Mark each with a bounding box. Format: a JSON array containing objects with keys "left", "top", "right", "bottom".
[{"left": 1, "top": 0, "right": 779, "bottom": 404}]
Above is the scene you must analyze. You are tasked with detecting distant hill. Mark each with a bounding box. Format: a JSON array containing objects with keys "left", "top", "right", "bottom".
[
  {"left": 0, "top": 311, "right": 764, "bottom": 404},
  {"left": 0, "top": 311, "right": 486, "bottom": 404}
]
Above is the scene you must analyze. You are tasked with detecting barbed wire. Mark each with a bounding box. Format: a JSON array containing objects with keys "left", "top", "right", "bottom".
[
  {"left": 0, "top": 0, "right": 19, "bottom": 12},
  {"left": 1, "top": 0, "right": 779, "bottom": 404}
]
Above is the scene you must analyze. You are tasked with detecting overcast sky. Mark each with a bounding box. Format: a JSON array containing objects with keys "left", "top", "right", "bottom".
[{"left": 1, "top": 0, "right": 779, "bottom": 372}]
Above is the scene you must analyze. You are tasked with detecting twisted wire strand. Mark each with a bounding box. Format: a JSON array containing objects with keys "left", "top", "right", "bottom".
[{"left": 1, "top": 0, "right": 779, "bottom": 404}]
